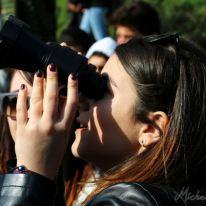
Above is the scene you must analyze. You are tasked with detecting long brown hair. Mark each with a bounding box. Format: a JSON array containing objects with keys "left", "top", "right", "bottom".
[
  {"left": 84, "top": 37, "right": 206, "bottom": 202},
  {"left": 0, "top": 69, "right": 34, "bottom": 173}
]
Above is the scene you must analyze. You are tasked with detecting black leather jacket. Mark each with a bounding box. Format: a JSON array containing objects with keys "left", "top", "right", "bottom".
[{"left": 0, "top": 173, "right": 206, "bottom": 206}]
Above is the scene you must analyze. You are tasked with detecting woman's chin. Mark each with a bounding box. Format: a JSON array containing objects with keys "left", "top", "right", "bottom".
[
  {"left": 71, "top": 143, "right": 80, "bottom": 158},
  {"left": 72, "top": 128, "right": 102, "bottom": 164},
  {"left": 71, "top": 127, "right": 89, "bottom": 158}
]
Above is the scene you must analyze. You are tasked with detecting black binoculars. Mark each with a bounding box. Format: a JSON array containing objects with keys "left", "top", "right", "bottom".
[{"left": 0, "top": 16, "right": 108, "bottom": 100}]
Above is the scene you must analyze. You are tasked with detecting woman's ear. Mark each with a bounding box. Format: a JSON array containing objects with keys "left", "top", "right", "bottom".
[{"left": 138, "top": 111, "right": 169, "bottom": 154}]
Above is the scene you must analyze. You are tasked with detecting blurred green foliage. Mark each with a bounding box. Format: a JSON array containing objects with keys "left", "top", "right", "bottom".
[
  {"left": 2, "top": 0, "right": 15, "bottom": 20},
  {"left": 140, "top": 0, "right": 206, "bottom": 47},
  {"left": 56, "top": 0, "right": 69, "bottom": 39},
  {"left": 2, "top": 0, "right": 206, "bottom": 47},
  {"left": 56, "top": 0, "right": 206, "bottom": 46}
]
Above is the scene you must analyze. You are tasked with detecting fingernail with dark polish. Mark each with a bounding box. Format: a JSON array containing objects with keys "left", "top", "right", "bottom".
[
  {"left": 50, "top": 63, "right": 56, "bottom": 72},
  {"left": 71, "top": 73, "right": 77, "bottom": 80},
  {"left": 21, "top": 84, "right": 25, "bottom": 90},
  {"left": 36, "top": 70, "right": 43, "bottom": 77}
]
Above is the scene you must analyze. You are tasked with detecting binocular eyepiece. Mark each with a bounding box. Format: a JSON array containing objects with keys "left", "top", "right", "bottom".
[{"left": 0, "top": 15, "right": 109, "bottom": 100}]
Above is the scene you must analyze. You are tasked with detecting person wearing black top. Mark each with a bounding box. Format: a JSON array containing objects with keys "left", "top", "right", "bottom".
[
  {"left": 67, "top": 0, "right": 84, "bottom": 28},
  {"left": 1, "top": 35, "right": 206, "bottom": 206}
]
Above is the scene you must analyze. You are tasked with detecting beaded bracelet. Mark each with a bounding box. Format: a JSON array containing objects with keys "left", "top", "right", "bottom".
[
  {"left": 11, "top": 165, "right": 32, "bottom": 174},
  {"left": 10, "top": 165, "right": 57, "bottom": 182}
]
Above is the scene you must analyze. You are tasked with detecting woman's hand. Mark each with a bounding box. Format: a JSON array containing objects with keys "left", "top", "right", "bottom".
[
  {"left": 15, "top": 64, "right": 78, "bottom": 180},
  {"left": 68, "top": 2, "right": 83, "bottom": 13}
]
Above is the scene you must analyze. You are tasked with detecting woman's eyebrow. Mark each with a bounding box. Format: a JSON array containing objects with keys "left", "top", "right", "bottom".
[
  {"left": 109, "top": 77, "right": 118, "bottom": 87},
  {"left": 101, "top": 72, "right": 118, "bottom": 87}
]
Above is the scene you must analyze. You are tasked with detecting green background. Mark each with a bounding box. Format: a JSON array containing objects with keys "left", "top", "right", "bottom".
[{"left": 2, "top": 0, "right": 206, "bottom": 46}]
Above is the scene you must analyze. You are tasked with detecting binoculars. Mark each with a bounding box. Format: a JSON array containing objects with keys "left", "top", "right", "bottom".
[{"left": 0, "top": 16, "right": 108, "bottom": 100}]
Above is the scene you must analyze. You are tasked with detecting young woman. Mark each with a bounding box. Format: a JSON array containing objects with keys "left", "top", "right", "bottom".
[{"left": 1, "top": 35, "right": 206, "bottom": 206}]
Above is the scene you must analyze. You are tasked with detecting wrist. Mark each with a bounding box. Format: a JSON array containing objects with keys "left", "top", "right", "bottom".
[
  {"left": 9, "top": 165, "right": 58, "bottom": 185},
  {"left": 16, "top": 162, "right": 58, "bottom": 180},
  {"left": 11, "top": 165, "right": 32, "bottom": 174}
]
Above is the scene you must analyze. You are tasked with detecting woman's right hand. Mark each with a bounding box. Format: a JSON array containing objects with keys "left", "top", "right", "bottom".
[{"left": 15, "top": 64, "right": 78, "bottom": 180}]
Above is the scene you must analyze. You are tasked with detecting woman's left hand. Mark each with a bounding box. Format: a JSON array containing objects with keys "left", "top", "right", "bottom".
[{"left": 15, "top": 64, "right": 78, "bottom": 180}]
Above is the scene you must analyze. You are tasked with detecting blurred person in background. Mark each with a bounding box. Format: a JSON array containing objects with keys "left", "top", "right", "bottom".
[
  {"left": 59, "top": 27, "right": 94, "bottom": 55},
  {"left": 86, "top": 37, "right": 117, "bottom": 72},
  {"left": 88, "top": 52, "right": 109, "bottom": 73},
  {"left": 79, "top": 0, "right": 112, "bottom": 41},
  {"left": 110, "top": 0, "right": 161, "bottom": 45},
  {"left": 67, "top": 0, "right": 84, "bottom": 28}
]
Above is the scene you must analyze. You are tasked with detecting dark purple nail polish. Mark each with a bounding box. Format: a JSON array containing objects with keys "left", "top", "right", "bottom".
[
  {"left": 71, "top": 73, "right": 77, "bottom": 80},
  {"left": 36, "top": 70, "right": 43, "bottom": 78},
  {"left": 50, "top": 63, "right": 56, "bottom": 72},
  {"left": 21, "top": 84, "right": 25, "bottom": 90}
]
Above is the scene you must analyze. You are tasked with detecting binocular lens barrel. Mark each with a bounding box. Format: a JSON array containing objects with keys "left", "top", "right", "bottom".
[{"left": 0, "top": 15, "right": 108, "bottom": 100}]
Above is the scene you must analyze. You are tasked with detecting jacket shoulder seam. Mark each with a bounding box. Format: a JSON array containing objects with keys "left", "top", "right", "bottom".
[{"left": 134, "top": 183, "right": 159, "bottom": 206}]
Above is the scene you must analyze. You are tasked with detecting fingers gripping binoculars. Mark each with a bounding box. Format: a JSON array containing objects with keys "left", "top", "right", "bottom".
[{"left": 0, "top": 16, "right": 108, "bottom": 100}]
